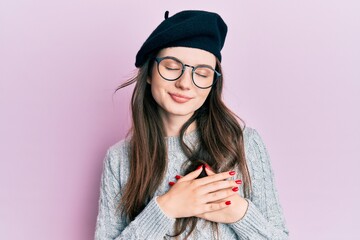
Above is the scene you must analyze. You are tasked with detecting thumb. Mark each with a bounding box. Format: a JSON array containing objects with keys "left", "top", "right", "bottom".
[{"left": 177, "top": 165, "right": 203, "bottom": 182}]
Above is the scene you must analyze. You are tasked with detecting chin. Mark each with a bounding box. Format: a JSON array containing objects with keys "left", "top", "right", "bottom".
[
  {"left": 163, "top": 105, "right": 196, "bottom": 117},
  {"left": 169, "top": 110, "right": 195, "bottom": 117}
]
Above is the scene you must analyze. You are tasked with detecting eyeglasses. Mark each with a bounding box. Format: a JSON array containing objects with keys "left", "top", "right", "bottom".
[{"left": 154, "top": 56, "right": 221, "bottom": 89}]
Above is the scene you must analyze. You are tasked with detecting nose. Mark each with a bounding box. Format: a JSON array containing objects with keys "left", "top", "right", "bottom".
[{"left": 175, "top": 65, "right": 193, "bottom": 90}]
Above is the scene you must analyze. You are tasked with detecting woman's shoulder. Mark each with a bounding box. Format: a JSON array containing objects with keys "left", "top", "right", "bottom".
[
  {"left": 242, "top": 126, "right": 269, "bottom": 159},
  {"left": 242, "top": 126, "right": 261, "bottom": 144},
  {"left": 102, "top": 137, "right": 132, "bottom": 173},
  {"left": 107, "top": 137, "right": 131, "bottom": 156}
]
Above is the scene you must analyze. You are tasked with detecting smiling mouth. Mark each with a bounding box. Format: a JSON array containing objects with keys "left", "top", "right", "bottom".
[{"left": 168, "top": 93, "right": 193, "bottom": 103}]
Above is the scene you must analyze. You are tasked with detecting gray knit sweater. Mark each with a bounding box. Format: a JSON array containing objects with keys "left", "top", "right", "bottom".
[{"left": 94, "top": 127, "right": 289, "bottom": 239}]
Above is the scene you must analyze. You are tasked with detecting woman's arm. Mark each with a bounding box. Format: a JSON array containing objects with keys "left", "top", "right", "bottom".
[
  {"left": 228, "top": 128, "right": 289, "bottom": 239},
  {"left": 94, "top": 149, "right": 175, "bottom": 240}
]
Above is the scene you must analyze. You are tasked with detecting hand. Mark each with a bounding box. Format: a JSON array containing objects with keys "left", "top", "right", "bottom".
[
  {"left": 196, "top": 167, "right": 249, "bottom": 223},
  {"left": 156, "top": 166, "right": 239, "bottom": 219}
]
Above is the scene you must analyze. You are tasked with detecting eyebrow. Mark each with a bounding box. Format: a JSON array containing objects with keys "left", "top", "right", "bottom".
[{"left": 161, "top": 55, "right": 216, "bottom": 69}]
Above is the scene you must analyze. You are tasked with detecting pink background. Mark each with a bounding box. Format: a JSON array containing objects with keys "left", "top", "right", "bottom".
[{"left": 1, "top": 1, "right": 359, "bottom": 239}]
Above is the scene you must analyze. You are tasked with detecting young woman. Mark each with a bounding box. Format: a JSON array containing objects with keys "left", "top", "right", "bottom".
[{"left": 95, "top": 10, "right": 289, "bottom": 239}]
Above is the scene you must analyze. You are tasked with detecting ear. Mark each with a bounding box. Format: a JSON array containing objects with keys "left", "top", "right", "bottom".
[{"left": 147, "top": 77, "right": 151, "bottom": 84}]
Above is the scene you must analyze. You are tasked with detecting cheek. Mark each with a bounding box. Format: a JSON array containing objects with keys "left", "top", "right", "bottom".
[
  {"left": 150, "top": 78, "right": 170, "bottom": 102},
  {"left": 198, "top": 89, "right": 212, "bottom": 102},
  {"left": 150, "top": 84, "right": 160, "bottom": 102}
]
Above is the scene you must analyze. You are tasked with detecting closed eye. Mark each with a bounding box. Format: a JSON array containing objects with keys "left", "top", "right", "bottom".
[
  {"left": 195, "top": 68, "right": 212, "bottom": 78},
  {"left": 195, "top": 72, "right": 208, "bottom": 78},
  {"left": 165, "top": 66, "right": 181, "bottom": 70}
]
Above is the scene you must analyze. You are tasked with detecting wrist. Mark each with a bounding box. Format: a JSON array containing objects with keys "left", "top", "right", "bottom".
[
  {"left": 156, "top": 194, "right": 176, "bottom": 219},
  {"left": 235, "top": 197, "right": 249, "bottom": 222}
]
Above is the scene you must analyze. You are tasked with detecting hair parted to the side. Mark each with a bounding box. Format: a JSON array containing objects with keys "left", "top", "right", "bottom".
[{"left": 114, "top": 52, "right": 252, "bottom": 239}]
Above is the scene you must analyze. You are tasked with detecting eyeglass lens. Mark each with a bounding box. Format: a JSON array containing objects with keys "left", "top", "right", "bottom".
[{"left": 157, "top": 57, "right": 217, "bottom": 89}]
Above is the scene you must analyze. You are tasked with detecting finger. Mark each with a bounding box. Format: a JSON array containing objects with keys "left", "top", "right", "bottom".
[
  {"left": 201, "top": 200, "right": 232, "bottom": 214},
  {"left": 204, "top": 164, "right": 215, "bottom": 176},
  {"left": 198, "top": 179, "right": 239, "bottom": 195},
  {"left": 204, "top": 187, "right": 238, "bottom": 203},
  {"left": 177, "top": 165, "right": 203, "bottom": 182},
  {"left": 204, "top": 167, "right": 242, "bottom": 185},
  {"left": 168, "top": 174, "right": 183, "bottom": 186},
  {"left": 195, "top": 170, "right": 236, "bottom": 186}
]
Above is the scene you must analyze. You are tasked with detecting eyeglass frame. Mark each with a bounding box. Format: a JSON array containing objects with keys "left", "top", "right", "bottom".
[{"left": 154, "top": 56, "right": 221, "bottom": 89}]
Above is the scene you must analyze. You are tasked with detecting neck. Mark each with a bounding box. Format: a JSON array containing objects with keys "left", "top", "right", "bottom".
[{"left": 159, "top": 111, "right": 196, "bottom": 137}]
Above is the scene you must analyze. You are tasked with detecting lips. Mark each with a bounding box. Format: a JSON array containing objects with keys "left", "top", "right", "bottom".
[{"left": 168, "top": 93, "right": 193, "bottom": 103}]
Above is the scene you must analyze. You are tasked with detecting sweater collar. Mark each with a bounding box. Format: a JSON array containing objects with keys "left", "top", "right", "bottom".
[{"left": 165, "top": 129, "right": 199, "bottom": 151}]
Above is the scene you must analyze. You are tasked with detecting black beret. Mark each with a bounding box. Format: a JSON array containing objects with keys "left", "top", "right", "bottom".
[{"left": 135, "top": 10, "right": 228, "bottom": 68}]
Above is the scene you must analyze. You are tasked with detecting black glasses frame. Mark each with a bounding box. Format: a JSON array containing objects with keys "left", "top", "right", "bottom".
[{"left": 154, "top": 56, "right": 221, "bottom": 89}]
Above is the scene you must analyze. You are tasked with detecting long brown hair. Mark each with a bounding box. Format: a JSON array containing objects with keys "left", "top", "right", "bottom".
[{"left": 114, "top": 51, "right": 252, "bottom": 239}]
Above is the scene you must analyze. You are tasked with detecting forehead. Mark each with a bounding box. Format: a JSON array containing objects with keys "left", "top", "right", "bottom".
[{"left": 157, "top": 47, "right": 216, "bottom": 67}]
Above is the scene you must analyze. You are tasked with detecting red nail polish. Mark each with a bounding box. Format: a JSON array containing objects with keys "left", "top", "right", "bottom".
[
  {"left": 229, "top": 171, "right": 236, "bottom": 176},
  {"left": 196, "top": 165, "right": 203, "bottom": 170},
  {"left": 169, "top": 182, "right": 175, "bottom": 186},
  {"left": 232, "top": 187, "right": 239, "bottom": 192},
  {"left": 205, "top": 164, "right": 211, "bottom": 170},
  {"left": 175, "top": 175, "right": 181, "bottom": 180},
  {"left": 235, "top": 180, "right": 242, "bottom": 184},
  {"left": 225, "top": 201, "right": 231, "bottom": 205}
]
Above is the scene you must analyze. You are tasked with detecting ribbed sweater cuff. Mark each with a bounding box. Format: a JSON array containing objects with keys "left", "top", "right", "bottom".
[
  {"left": 229, "top": 199, "right": 268, "bottom": 238},
  {"left": 133, "top": 196, "right": 175, "bottom": 238}
]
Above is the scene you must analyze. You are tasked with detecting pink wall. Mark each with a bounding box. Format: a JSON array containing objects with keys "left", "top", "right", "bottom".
[{"left": 1, "top": 1, "right": 359, "bottom": 239}]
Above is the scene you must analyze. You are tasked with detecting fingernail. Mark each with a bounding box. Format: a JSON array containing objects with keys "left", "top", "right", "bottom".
[
  {"left": 169, "top": 182, "right": 175, "bottom": 186},
  {"left": 205, "top": 164, "right": 211, "bottom": 170},
  {"left": 232, "top": 187, "right": 239, "bottom": 192},
  {"left": 229, "top": 171, "right": 236, "bottom": 176},
  {"left": 175, "top": 175, "right": 181, "bottom": 180},
  {"left": 235, "top": 179, "right": 242, "bottom": 184},
  {"left": 225, "top": 201, "right": 231, "bottom": 205},
  {"left": 196, "top": 165, "right": 203, "bottom": 170}
]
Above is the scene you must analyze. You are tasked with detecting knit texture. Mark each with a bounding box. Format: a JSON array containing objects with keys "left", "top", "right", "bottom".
[{"left": 94, "top": 127, "right": 289, "bottom": 239}]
